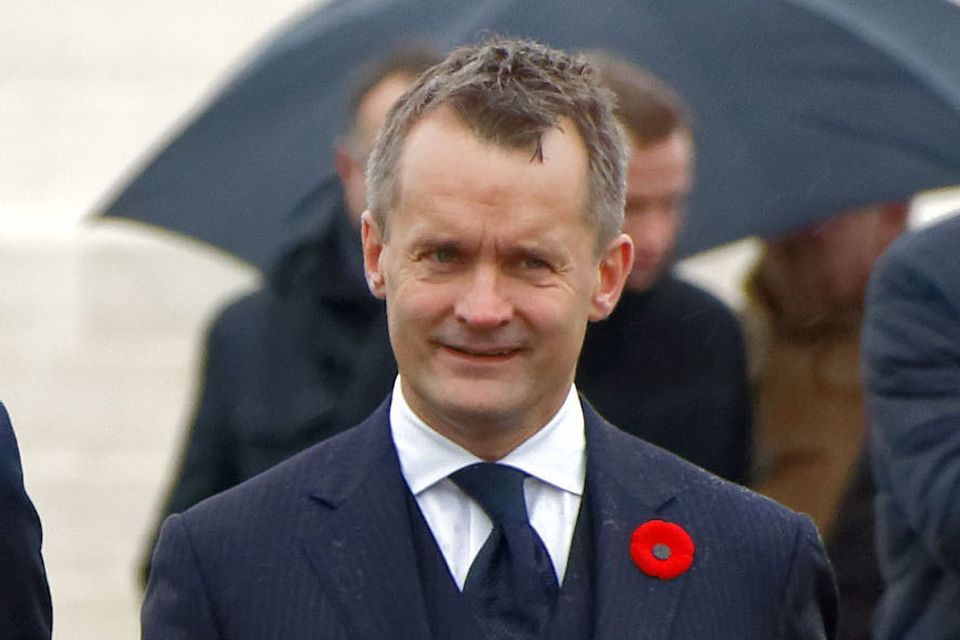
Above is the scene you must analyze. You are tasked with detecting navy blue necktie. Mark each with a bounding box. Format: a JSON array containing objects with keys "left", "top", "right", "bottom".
[{"left": 450, "top": 463, "right": 559, "bottom": 639}]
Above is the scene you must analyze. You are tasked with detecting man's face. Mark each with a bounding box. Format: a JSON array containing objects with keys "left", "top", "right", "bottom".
[
  {"left": 362, "top": 108, "right": 631, "bottom": 455},
  {"left": 622, "top": 130, "right": 693, "bottom": 291},
  {"left": 336, "top": 73, "right": 415, "bottom": 226}
]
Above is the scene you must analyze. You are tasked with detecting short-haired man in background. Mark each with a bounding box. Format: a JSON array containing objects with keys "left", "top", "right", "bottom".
[{"left": 577, "top": 52, "right": 752, "bottom": 483}]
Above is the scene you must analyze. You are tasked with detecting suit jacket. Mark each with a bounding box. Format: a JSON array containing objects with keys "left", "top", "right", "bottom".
[
  {"left": 862, "top": 213, "right": 960, "bottom": 639},
  {"left": 0, "top": 402, "right": 52, "bottom": 640},
  {"left": 143, "top": 398, "right": 836, "bottom": 639}
]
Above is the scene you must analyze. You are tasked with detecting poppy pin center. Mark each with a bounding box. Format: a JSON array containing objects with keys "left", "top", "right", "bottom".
[{"left": 652, "top": 543, "right": 672, "bottom": 560}]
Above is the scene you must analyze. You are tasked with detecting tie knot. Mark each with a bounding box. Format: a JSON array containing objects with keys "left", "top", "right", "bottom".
[{"left": 450, "top": 463, "right": 530, "bottom": 526}]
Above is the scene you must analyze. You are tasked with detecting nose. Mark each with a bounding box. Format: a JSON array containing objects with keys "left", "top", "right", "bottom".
[{"left": 454, "top": 266, "right": 513, "bottom": 329}]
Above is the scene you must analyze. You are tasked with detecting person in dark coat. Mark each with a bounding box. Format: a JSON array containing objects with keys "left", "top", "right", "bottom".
[
  {"left": 576, "top": 53, "right": 752, "bottom": 483},
  {"left": 862, "top": 212, "right": 960, "bottom": 639},
  {"left": 140, "top": 47, "right": 441, "bottom": 585},
  {"left": 1, "top": 401, "right": 53, "bottom": 640}
]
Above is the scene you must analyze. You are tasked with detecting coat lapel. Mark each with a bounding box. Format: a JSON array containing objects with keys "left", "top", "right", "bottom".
[
  {"left": 583, "top": 402, "right": 692, "bottom": 640},
  {"left": 296, "top": 397, "right": 695, "bottom": 638},
  {"left": 299, "top": 402, "right": 432, "bottom": 639}
]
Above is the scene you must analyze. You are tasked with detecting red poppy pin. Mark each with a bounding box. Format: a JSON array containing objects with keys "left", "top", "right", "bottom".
[{"left": 630, "top": 520, "right": 695, "bottom": 579}]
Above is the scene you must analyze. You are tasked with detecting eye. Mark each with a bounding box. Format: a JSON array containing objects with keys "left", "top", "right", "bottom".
[
  {"left": 433, "top": 247, "right": 457, "bottom": 263},
  {"left": 521, "top": 256, "right": 550, "bottom": 270}
]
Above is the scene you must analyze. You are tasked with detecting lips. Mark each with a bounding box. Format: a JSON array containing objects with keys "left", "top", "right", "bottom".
[
  {"left": 444, "top": 345, "right": 520, "bottom": 357},
  {"left": 439, "top": 342, "right": 525, "bottom": 363}
]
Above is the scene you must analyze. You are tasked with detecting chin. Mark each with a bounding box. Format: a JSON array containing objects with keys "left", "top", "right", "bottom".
[{"left": 432, "top": 380, "right": 529, "bottom": 426}]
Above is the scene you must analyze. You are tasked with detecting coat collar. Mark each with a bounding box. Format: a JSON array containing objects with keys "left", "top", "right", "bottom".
[
  {"left": 582, "top": 401, "right": 690, "bottom": 639},
  {"left": 300, "top": 399, "right": 433, "bottom": 638},
  {"left": 300, "top": 396, "right": 689, "bottom": 639}
]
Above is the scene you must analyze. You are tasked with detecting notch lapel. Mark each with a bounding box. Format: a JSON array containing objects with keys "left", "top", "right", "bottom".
[
  {"left": 583, "top": 402, "right": 693, "bottom": 640},
  {"left": 299, "top": 404, "right": 432, "bottom": 639}
]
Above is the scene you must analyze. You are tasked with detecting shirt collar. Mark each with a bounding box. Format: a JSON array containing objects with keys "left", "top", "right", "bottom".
[{"left": 390, "top": 377, "right": 586, "bottom": 497}]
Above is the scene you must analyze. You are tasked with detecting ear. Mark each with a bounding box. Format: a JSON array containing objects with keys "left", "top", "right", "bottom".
[
  {"left": 361, "top": 210, "right": 387, "bottom": 299},
  {"left": 589, "top": 233, "right": 633, "bottom": 321}
]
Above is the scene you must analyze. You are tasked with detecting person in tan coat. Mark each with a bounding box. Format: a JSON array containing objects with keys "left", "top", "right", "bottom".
[
  {"left": 744, "top": 201, "right": 907, "bottom": 640},
  {"left": 745, "top": 202, "right": 907, "bottom": 532}
]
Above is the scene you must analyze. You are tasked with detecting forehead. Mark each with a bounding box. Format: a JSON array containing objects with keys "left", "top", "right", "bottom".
[
  {"left": 393, "top": 107, "right": 591, "bottom": 234},
  {"left": 626, "top": 130, "right": 693, "bottom": 194},
  {"left": 355, "top": 73, "right": 416, "bottom": 147}
]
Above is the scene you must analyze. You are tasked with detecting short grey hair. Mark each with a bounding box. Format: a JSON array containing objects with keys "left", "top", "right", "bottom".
[{"left": 365, "top": 37, "right": 628, "bottom": 251}]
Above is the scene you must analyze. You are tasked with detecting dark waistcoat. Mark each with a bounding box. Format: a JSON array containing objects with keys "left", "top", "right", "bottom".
[{"left": 406, "top": 489, "right": 596, "bottom": 640}]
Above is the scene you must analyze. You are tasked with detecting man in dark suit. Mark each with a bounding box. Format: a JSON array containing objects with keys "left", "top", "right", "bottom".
[
  {"left": 862, "top": 212, "right": 960, "bottom": 639},
  {"left": 1, "top": 401, "right": 52, "bottom": 639},
  {"left": 143, "top": 37, "right": 837, "bottom": 638}
]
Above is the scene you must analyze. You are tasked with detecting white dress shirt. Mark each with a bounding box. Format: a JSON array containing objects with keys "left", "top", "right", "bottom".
[{"left": 390, "top": 377, "right": 586, "bottom": 590}]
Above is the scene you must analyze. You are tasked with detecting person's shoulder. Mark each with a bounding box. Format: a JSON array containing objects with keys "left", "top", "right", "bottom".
[
  {"left": 651, "top": 274, "right": 745, "bottom": 345},
  {"left": 886, "top": 214, "right": 960, "bottom": 274},
  {"left": 197, "top": 288, "right": 281, "bottom": 369},
  {"left": 595, "top": 418, "right": 808, "bottom": 536},
  {"left": 175, "top": 402, "right": 390, "bottom": 530},
  {"left": 0, "top": 400, "right": 11, "bottom": 437},
  {"left": 208, "top": 286, "right": 283, "bottom": 330},
  {"left": 658, "top": 273, "right": 737, "bottom": 317},
  {"left": 896, "top": 212, "right": 960, "bottom": 254},
  {"left": 203, "top": 281, "right": 315, "bottom": 356},
  {"left": 594, "top": 415, "right": 836, "bottom": 634},
  {"left": 0, "top": 401, "right": 21, "bottom": 486},
  {"left": 629, "top": 432, "right": 823, "bottom": 576},
  {"left": 871, "top": 214, "right": 960, "bottom": 305}
]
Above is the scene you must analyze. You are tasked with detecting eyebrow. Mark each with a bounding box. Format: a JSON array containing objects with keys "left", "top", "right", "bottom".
[
  {"left": 412, "top": 237, "right": 462, "bottom": 252},
  {"left": 503, "top": 241, "right": 569, "bottom": 267}
]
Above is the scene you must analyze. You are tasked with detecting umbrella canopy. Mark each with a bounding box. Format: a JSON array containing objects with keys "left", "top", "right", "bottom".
[{"left": 95, "top": 0, "right": 960, "bottom": 269}]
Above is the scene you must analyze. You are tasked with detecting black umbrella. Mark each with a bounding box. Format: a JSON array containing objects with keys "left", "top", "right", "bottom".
[
  {"left": 95, "top": 0, "right": 960, "bottom": 268},
  {"left": 799, "top": 0, "right": 960, "bottom": 112}
]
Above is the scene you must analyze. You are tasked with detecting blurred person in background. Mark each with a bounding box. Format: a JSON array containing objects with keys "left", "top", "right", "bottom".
[
  {"left": 862, "top": 212, "right": 960, "bottom": 639},
  {"left": 576, "top": 52, "right": 752, "bottom": 483},
  {"left": 140, "top": 46, "right": 441, "bottom": 586},
  {"left": 745, "top": 201, "right": 908, "bottom": 639},
  {"left": 1, "top": 401, "right": 52, "bottom": 639}
]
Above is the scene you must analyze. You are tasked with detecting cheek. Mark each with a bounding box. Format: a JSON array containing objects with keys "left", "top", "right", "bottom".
[
  {"left": 388, "top": 278, "right": 450, "bottom": 326},
  {"left": 520, "top": 288, "right": 591, "bottom": 339},
  {"left": 386, "top": 288, "right": 438, "bottom": 364}
]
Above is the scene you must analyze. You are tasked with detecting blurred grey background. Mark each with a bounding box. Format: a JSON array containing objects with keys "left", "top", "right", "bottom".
[
  {"left": 1, "top": 2, "right": 958, "bottom": 638},
  {"left": 1, "top": 2, "right": 312, "bottom": 637}
]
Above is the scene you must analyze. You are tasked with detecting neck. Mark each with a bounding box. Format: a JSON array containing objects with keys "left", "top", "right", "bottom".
[{"left": 400, "top": 380, "right": 569, "bottom": 461}]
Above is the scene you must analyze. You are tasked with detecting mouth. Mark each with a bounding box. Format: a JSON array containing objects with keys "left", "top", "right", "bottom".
[{"left": 441, "top": 344, "right": 522, "bottom": 361}]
